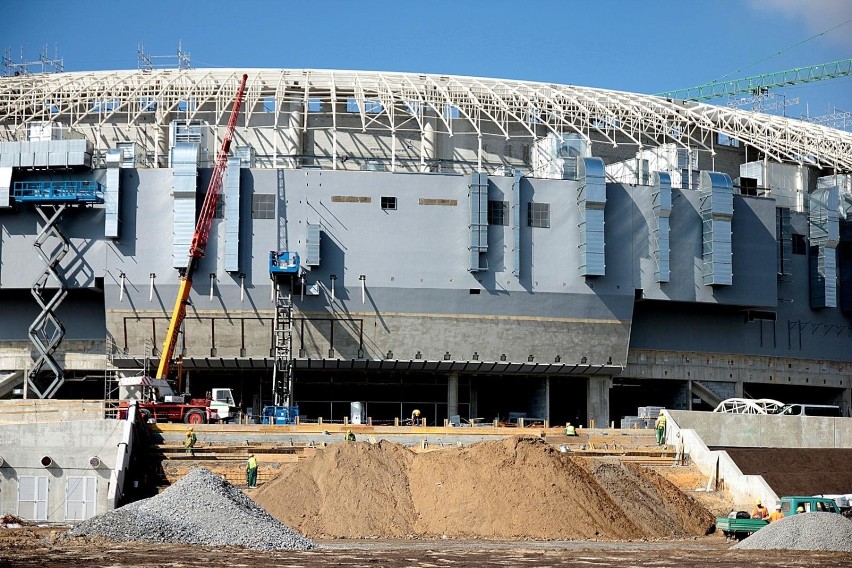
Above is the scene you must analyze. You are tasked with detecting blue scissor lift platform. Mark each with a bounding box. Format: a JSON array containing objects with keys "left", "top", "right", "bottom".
[{"left": 12, "top": 180, "right": 105, "bottom": 204}]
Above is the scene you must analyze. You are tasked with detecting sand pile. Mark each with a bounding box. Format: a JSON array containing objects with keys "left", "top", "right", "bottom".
[
  {"left": 253, "top": 437, "right": 714, "bottom": 540},
  {"left": 734, "top": 512, "right": 852, "bottom": 552}
]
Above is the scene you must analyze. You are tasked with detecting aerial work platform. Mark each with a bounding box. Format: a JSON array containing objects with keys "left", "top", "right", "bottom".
[{"left": 13, "top": 180, "right": 105, "bottom": 203}]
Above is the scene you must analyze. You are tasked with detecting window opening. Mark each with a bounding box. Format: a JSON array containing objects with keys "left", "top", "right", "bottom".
[{"left": 528, "top": 202, "right": 550, "bottom": 228}]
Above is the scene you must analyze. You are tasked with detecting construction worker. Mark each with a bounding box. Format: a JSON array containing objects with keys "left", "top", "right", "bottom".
[
  {"left": 751, "top": 499, "right": 769, "bottom": 519},
  {"left": 184, "top": 427, "right": 197, "bottom": 456},
  {"left": 768, "top": 503, "right": 784, "bottom": 523},
  {"left": 246, "top": 453, "right": 258, "bottom": 488},
  {"left": 796, "top": 506, "right": 805, "bottom": 514},
  {"left": 345, "top": 429, "right": 356, "bottom": 442},
  {"left": 654, "top": 410, "right": 667, "bottom": 445},
  {"left": 565, "top": 422, "right": 577, "bottom": 436},
  {"left": 411, "top": 408, "right": 421, "bottom": 425}
]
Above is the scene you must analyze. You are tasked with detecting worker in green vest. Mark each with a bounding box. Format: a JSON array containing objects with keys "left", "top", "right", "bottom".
[
  {"left": 184, "top": 427, "right": 197, "bottom": 456},
  {"left": 345, "top": 429, "right": 356, "bottom": 442},
  {"left": 655, "top": 410, "right": 667, "bottom": 445},
  {"left": 564, "top": 422, "right": 577, "bottom": 436},
  {"left": 246, "top": 453, "right": 258, "bottom": 488}
]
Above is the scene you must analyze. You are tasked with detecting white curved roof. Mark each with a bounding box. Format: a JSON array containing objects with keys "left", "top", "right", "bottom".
[
  {"left": 713, "top": 398, "right": 785, "bottom": 414},
  {"left": 1, "top": 68, "right": 851, "bottom": 171}
]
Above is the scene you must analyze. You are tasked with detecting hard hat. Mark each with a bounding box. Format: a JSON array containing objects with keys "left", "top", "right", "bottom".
[
  {"left": 755, "top": 499, "right": 762, "bottom": 505},
  {"left": 775, "top": 504, "right": 782, "bottom": 509},
  {"left": 796, "top": 506, "right": 804, "bottom": 513},
  {"left": 659, "top": 410, "right": 664, "bottom": 415},
  {"left": 566, "top": 422, "right": 572, "bottom": 426},
  {"left": 413, "top": 409, "right": 420, "bottom": 415},
  {"left": 347, "top": 429, "right": 352, "bottom": 433},
  {"left": 248, "top": 453, "right": 254, "bottom": 457}
]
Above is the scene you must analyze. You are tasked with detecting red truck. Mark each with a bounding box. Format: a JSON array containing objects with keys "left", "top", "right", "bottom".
[{"left": 117, "top": 377, "right": 237, "bottom": 424}]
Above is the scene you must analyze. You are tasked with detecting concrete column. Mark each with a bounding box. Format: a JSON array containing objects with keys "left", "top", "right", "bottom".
[
  {"left": 586, "top": 376, "right": 611, "bottom": 428},
  {"left": 447, "top": 372, "right": 459, "bottom": 418},
  {"left": 545, "top": 377, "right": 550, "bottom": 422},
  {"left": 469, "top": 379, "right": 478, "bottom": 418},
  {"left": 530, "top": 377, "right": 549, "bottom": 421},
  {"left": 735, "top": 381, "right": 744, "bottom": 398},
  {"left": 843, "top": 386, "right": 852, "bottom": 418}
]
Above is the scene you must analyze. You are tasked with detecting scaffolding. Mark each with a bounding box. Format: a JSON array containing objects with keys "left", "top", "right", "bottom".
[{"left": 272, "top": 285, "right": 294, "bottom": 407}]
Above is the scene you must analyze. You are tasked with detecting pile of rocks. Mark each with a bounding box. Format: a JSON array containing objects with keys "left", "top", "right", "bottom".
[
  {"left": 69, "top": 467, "right": 314, "bottom": 551},
  {"left": 734, "top": 512, "right": 852, "bottom": 552}
]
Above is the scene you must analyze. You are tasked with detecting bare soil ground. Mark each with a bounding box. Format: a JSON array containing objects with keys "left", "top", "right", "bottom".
[
  {"left": 2, "top": 529, "right": 852, "bottom": 567},
  {"left": 718, "top": 448, "right": 852, "bottom": 496}
]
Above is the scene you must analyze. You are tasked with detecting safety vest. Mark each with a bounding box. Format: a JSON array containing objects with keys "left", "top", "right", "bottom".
[
  {"left": 657, "top": 415, "right": 667, "bottom": 428},
  {"left": 565, "top": 425, "right": 577, "bottom": 436},
  {"left": 247, "top": 456, "right": 258, "bottom": 470}
]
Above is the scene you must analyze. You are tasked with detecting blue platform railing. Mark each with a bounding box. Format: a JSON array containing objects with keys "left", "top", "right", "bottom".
[{"left": 12, "top": 180, "right": 105, "bottom": 203}]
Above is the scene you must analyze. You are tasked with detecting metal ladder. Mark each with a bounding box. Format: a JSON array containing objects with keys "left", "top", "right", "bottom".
[
  {"left": 27, "top": 204, "right": 70, "bottom": 399},
  {"left": 272, "top": 284, "right": 294, "bottom": 407}
]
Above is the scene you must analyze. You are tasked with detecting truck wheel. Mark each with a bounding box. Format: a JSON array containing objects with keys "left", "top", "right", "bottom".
[{"left": 185, "top": 409, "right": 207, "bottom": 425}]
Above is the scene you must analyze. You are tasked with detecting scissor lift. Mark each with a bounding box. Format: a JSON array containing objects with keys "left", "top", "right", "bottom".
[{"left": 12, "top": 180, "right": 104, "bottom": 398}]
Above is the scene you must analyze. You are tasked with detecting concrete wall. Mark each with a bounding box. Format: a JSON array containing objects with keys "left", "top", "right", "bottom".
[
  {"left": 0, "top": 419, "right": 123, "bottom": 523},
  {"left": 666, "top": 417, "right": 779, "bottom": 509},
  {"left": 92, "top": 168, "right": 797, "bottom": 367},
  {"left": 0, "top": 400, "right": 107, "bottom": 423},
  {"left": 669, "top": 410, "right": 852, "bottom": 448}
]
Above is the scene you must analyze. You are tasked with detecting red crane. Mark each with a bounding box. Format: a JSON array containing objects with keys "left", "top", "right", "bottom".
[{"left": 156, "top": 73, "right": 248, "bottom": 380}]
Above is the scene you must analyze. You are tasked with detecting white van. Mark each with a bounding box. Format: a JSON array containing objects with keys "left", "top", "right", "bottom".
[{"left": 778, "top": 403, "right": 842, "bottom": 417}]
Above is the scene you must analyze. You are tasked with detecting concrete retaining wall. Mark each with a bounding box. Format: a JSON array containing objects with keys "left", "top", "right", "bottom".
[
  {"left": 0, "top": 400, "right": 107, "bottom": 424},
  {"left": 669, "top": 410, "right": 852, "bottom": 448},
  {"left": 0, "top": 419, "right": 123, "bottom": 523},
  {"left": 665, "top": 416, "right": 778, "bottom": 509},
  {"left": 666, "top": 410, "right": 852, "bottom": 509}
]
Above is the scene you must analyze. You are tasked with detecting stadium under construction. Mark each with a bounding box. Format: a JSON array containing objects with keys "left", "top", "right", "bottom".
[{"left": 0, "top": 67, "right": 851, "bottom": 427}]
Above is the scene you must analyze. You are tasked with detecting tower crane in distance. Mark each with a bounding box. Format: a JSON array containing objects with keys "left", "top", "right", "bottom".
[{"left": 656, "top": 58, "right": 852, "bottom": 102}]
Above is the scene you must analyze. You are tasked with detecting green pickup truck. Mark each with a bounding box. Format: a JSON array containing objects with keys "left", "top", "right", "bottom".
[{"left": 716, "top": 496, "right": 841, "bottom": 541}]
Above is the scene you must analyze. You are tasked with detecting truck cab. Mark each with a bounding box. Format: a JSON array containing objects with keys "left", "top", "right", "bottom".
[
  {"left": 209, "top": 388, "right": 238, "bottom": 421},
  {"left": 780, "top": 496, "right": 841, "bottom": 514}
]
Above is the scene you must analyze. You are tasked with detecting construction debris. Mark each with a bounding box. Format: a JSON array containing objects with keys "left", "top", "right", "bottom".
[
  {"left": 734, "top": 512, "right": 852, "bottom": 552},
  {"left": 68, "top": 467, "right": 314, "bottom": 551},
  {"left": 253, "top": 437, "right": 715, "bottom": 540}
]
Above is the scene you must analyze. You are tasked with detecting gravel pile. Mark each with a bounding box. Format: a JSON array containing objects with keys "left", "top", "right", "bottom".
[
  {"left": 734, "top": 512, "right": 852, "bottom": 552},
  {"left": 69, "top": 467, "right": 314, "bottom": 551}
]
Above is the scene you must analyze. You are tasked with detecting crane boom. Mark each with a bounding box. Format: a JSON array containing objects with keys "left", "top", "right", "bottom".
[
  {"left": 156, "top": 73, "right": 248, "bottom": 380},
  {"left": 657, "top": 58, "right": 852, "bottom": 102}
]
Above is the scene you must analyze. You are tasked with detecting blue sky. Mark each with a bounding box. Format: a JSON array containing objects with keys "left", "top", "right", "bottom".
[{"left": 2, "top": 0, "right": 850, "bottom": 120}]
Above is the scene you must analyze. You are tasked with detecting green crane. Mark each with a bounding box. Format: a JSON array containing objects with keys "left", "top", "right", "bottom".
[{"left": 657, "top": 58, "right": 852, "bottom": 102}]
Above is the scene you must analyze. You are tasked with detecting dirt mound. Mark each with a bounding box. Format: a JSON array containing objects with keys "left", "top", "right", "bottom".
[
  {"left": 406, "top": 437, "right": 640, "bottom": 539},
  {"left": 253, "top": 440, "right": 415, "bottom": 538},
  {"left": 253, "top": 437, "right": 714, "bottom": 540},
  {"left": 578, "top": 460, "right": 716, "bottom": 537}
]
